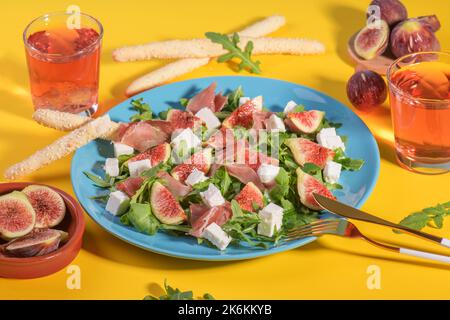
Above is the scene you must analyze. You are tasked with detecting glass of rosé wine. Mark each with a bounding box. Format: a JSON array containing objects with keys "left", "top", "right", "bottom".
[
  {"left": 387, "top": 51, "right": 450, "bottom": 174},
  {"left": 23, "top": 12, "right": 103, "bottom": 115}
]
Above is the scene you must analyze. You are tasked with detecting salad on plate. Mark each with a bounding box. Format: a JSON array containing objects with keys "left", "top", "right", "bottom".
[{"left": 85, "top": 82, "right": 364, "bottom": 251}]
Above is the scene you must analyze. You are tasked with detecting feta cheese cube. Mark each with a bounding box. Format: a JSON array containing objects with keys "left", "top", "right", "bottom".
[
  {"left": 257, "top": 164, "right": 280, "bottom": 184},
  {"left": 318, "top": 135, "right": 345, "bottom": 151},
  {"left": 195, "top": 107, "right": 221, "bottom": 130},
  {"left": 284, "top": 100, "right": 298, "bottom": 114},
  {"left": 324, "top": 161, "right": 342, "bottom": 184},
  {"left": 202, "top": 222, "right": 232, "bottom": 251},
  {"left": 185, "top": 168, "right": 208, "bottom": 186},
  {"left": 200, "top": 184, "right": 225, "bottom": 207},
  {"left": 106, "top": 191, "right": 130, "bottom": 216},
  {"left": 114, "top": 142, "right": 134, "bottom": 157},
  {"left": 257, "top": 203, "right": 284, "bottom": 237},
  {"left": 128, "top": 159, "right": 152, "bottom": 177},
  {"left": 104, "top": 158, "right": 119, "bottom": 177},
  {"left": 265, "top": 114, "right": 286, "bottom": 132},
  {"left": 171, "top": 128, "right": 202, "bottom": 151},
  {"left": 239, "top": 97, "right": 250, "bottom": 105},
  {"left": 317, "top": 127, "right": 337, "bottom": 138},
  {"left": 252, "top": 95, "right": 263, "bottom": 110}
]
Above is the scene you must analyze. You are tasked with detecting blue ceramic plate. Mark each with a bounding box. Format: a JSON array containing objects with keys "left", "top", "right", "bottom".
[{"left": 71, "top": 76, "right": 380, "bottom": 261}]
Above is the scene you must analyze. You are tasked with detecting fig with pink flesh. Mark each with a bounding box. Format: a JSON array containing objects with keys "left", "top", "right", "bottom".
[
  {"left": 150, "top": 181, "right": 187, "bottom": 225},
  {"left": 368, "top": 0, "right": 407, "bottom": 26},
  {"left": 4, "top": 228, "right": 61, "bottom": 258},
  {"left": 22, "top": 185, "right": 66, "bottom": 228},
  {"left": 296, "top": 169, "right": 335, "bottom": 210},
  {"left": 0, "top": 191, "right": 35, "bottom": 240},
  {"left": 285, "top": 138, "right": 335, "bottom": 169},
  {"left": 346, "top": 70, "right": 387, "bottom": 111},
  {"left": 234, "top": 182, "right": 264, "bottom": 212},
  {"left": 390, "top": 18, "right": 440, "bottom": 59},
  {"left": 285, "top": 110, "right": 324, "bottom": 134},
  {"left": 354, "top": 20, "right": 389, "bottom": 60}
]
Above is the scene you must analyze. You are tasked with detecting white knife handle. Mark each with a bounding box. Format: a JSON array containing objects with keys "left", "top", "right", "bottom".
[
  {"left": 399, "top": 248, "right": 450, "bottom": 264},
  {"left": 441, "top": 238, "right": 450, "bottom": 248}
]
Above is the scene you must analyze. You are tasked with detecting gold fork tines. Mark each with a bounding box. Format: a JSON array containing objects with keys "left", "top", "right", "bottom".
[{"left": 285, "top": 219, "right": 340, "bottom": 240}]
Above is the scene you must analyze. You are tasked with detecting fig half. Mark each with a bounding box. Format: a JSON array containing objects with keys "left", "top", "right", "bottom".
[
  {"left": 4, "top": 228, "right": 61, "bottom": 258},
  {"left": 368, "top": 0, "right": 408, "bottom": 26},
  {"left": 354, "top": 20, "right": 389, "bottom": 60},
  {"left": 0, "top": 191, "right": 36, "bottom": 240},
  {"left": 22, "top": 185, "right": 66, "bottom": 228}
]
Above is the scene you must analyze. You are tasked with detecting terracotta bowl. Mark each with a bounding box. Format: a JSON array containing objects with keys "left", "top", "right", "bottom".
[{"left": 0, "top": 182, "right": 85, "bottom": 279}]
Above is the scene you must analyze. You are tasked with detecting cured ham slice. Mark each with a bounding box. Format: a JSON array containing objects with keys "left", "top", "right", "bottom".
[
  {"left": 214, "top": 92, "right": 228, "bottom": 112},
  {"left": 118, "top": 121, "right": 168, "bottom": 152},
  {"left": 252, "top": 111, "right": 271, "bottom": 130},
  {"left": 156, "top": 172, "right": 191, "bottom": 197},
  {"left": 116, "top": 177, "right": 144, "bottom": 197},
  {"left": 225, "top": 164, "right": 264, "bottom": 190},
  {"left": 145, "top": 119, "right": 174, "bottom": 135},
  {"left": 206, "top": 127, "right": 235, "bottom": 149},
  {"left": 186, "top": 83, "right": 217, "bottom": 114},
  {"left": 189, "top": 202, "right": 232, "bottom": 237}
]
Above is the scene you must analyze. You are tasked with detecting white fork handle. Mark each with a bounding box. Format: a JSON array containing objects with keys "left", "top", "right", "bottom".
[
  {"left": 441, "top": 238, "right": 450, "bottom": 248},
  {"left": 400, "top": 248, "right": 450, "bottom": 264}
]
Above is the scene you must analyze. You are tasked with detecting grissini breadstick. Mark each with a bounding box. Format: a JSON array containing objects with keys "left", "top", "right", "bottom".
[
  {"left": 126, "top": 15, "right": 286, "bottom": 96},
  {"left": 4, "top": 115, "right": 119, "bottom": 180},
  {"left": 113, "top": 37, "right": 325, "bottom": 61},
  {"left": 33, "top": 109, "right": 92, "bottom": 131}
]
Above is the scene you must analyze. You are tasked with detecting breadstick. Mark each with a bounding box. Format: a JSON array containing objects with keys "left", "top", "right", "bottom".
[
  {"left": 4, "top": 115, "right": 119, "bottom": 180},
  {"left": 114, "top": 37, "right": 324, "bottom": 61},
  {"left": 33, "top": 109, "right": 92, "bottom": 131},
  {"left": 126, "top": 15, "right": 286, "bottom": 95}
]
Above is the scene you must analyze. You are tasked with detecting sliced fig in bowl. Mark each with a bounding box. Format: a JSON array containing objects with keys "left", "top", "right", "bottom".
[
  {"left": 285, "top": 110, "right": 324, "bottom": 134},
  {"left": 4, "top": 228, "right": 62, "bottom": 258},
  {"left": 222, "top": 96, "right": 263, "bottom": 129},
  {"left": 234, "top": 182, "right": 264, "bottom": 212},
  {"left": 0, "top": 191, "right": 36, "bottom": 240},
  {"left": 285, "top": 138, "right": 334, "bottom": 169},
  {"left": 296, "top": 169, "right": 335, "bottom": 210},
  {"left": 417, "top": 15, "right": 441, "bottom": 33},
  {"left": 354, "top": 20, "right": 389, "bottom": 60},
  {"left": 129, "top": 143, "right": 171, "bottom": 166},
  {"left": 171, "top": 148, "right": 213, "bottom": 183},
  {"left": 22, "top": 185, "right": 66, "bottom": 228},
  {"left": 150, "top": 181, "right": 187, "bottom": 225}
]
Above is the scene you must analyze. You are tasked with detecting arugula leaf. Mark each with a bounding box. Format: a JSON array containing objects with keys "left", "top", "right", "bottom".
[
  {"left": 130, "top": 98, "right": 153, "bottom": 122},
  {"left": 333, "top": 148, "right": 364, "bottom": 171},
  {"left": 179, "top": 98, "right": 189, "bottom": 108},
  {"left": 127, "top": 203, "right": 160, "bottom": 235},
  {"left": 144, "top": 280, "right": 215, "bottom": 300},
  {"left": 396, "top": 201, "right": 450, "bottom": 232},
  {"left": 226, "top": 86, "right": 244, "bottom": 110},
  {"left": 89, "top": 194, "right": 109, "bottom": 202},
  {"left": 205, "top": 32, "right": 261, "bottom": 74},
  {"left": 158, "top": 107, "right": 172, "bottom": 120},
  {"left": 83, "top": 171, "right": 112, "bottom": 188}
]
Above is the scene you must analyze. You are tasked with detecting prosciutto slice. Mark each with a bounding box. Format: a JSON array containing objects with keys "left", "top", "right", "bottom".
[
  {"left": 206, "top": 127, "right": 235, "bottom": 149},
  {"left": 146, "top": 119, "right": 174, "bottom": 135},
  {"left": 214, "top": 92, "right": 228, "bottom": 112},
  {"left": 189, "top": 202, "right": 232, "bottom": 237},
  {"left": 156, "top": 172, "right": 191, "bottom": 197},
  {"left": 252, "top": 111, "right": 272, "bottom": 130},
  {"left": 116, "top": 177, "right": 144, "bottom": 197},
  {"left": 186, "top": 83, "right": 217, "bottom": 114},
  {"left": 225, "top": 164, "right": 264, "bottom": 190},
  {"left": 118, "top": 121, "right": 168, "bottom": 152}
]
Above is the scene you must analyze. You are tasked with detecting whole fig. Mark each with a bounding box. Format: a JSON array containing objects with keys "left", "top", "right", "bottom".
[
  {"left": 347, "top": 70, "right": 387, "bottom": 111},
  {"left": 390, "top": 18, "right": 440, "bottom": 58},
  {"left": 369, "top": 0, "right": 407, "bottom": 26}
]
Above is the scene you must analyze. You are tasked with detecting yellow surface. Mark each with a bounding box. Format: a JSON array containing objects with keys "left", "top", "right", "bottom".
[{"left": 1, "top": 0, "right": 449, "bottom": 299}]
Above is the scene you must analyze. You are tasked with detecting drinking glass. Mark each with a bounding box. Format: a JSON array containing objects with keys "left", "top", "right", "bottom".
[
  {"left": 23, "top": 12, "right": 103, "bottom": 115},
  {"left": 387, "top": 51, "right": 450, "bottom": 174}
]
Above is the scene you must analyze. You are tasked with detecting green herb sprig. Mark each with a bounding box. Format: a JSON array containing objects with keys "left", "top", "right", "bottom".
[
  {"left": 397, "top": 201, "right": 450, "bottom": 232},
  {"left": 144, "top": 280, "right": 215, "bottom": 300},
  {"left": 130, "top": 98, "right": 153, "bottom": 122},
  {"left": 205, "top": 32, "right": 261, "bottom": 74}
]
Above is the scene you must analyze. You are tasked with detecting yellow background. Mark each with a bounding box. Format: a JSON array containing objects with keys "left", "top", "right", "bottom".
[{"left": 1, "top": 0, "right": 449, "bottom": 299}]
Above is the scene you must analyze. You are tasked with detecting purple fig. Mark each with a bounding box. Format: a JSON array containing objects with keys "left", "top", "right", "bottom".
[
  {"left": 417, "top": 15, "right": 441, "bottom": 33},
  {"left": 354, "top": 20, "right": 389, "bottom": 60},
  {"left": 390, "top": 18, "right": 441, "bottom": 58},
  {"left": 4, "top": 228, "right": 61, "bottom": 258},
  {"left": 22, "top": 185, "right": 66, "bottom": 228},
  {"left": 347, "top": 70, "right": 387, "bottom": 111},
  {"left": 369, "top": 0, "right": 408, "bottom": 26},
  {"left": 0, "top": 191, "right": 35, "bottom": 240}
]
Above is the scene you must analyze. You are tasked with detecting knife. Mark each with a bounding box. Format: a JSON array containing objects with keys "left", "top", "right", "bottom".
[{"left": 313, "top": 193, "right": 450, "bottom": 249}]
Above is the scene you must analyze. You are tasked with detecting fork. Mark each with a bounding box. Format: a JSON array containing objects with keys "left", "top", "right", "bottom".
[{"left": 285, "top": 219, "right": 450, "bottom": 264}]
